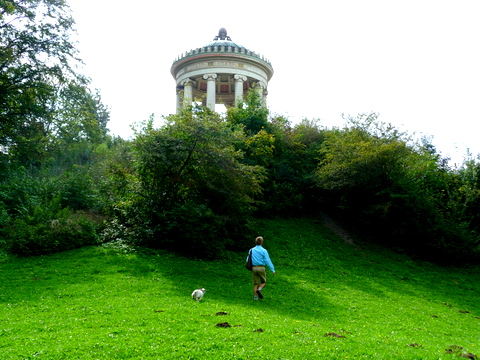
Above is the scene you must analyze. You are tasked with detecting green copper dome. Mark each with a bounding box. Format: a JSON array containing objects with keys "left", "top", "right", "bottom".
[{"left": 172, "top": 28, "right": 271, "bottom": 67}]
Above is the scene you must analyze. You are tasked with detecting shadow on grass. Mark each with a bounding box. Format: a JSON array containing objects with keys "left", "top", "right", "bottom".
[
  {"left": 1, "top": 217, "right": 479, "bottom": 327},
  {"left": 128, "top": 248, "right": 339, "bottom": 323},
  {"left": 252, "top": 217, "right": 480, "bottom": 318},
  {"left": 0, "top": 244, "right": 333, "bottom": 325}
]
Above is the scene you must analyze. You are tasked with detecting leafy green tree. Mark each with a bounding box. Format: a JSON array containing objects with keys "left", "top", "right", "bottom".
[
  {"left": 5, "top": 80, "right": 109, "bottom": 169},
  {"left": 315, "top": 113, "right": 479, "bottom": 262},
  {"left": 226, "top": 91, "right": 325, "bottom": 215},
  {"left": 45, "top": 81, "right": 110, "bottom": 168},
  {"left": 226, "top": 88, "right": 269, "bottom": 135},
  {"left": 257, "top": 117, "right": 326, "bottom": 215},
  {"left": 456, "top": 156, "right": 480, "bottom": 231},
  {"left": 0, "top": 0, "right": 100, "bottom": 168},
  {"left": 0, "top": 1, "right": 113, "bottom": 254},
  {"left": 316, "top": 113, "right": 410, "bottom": 194},
  {"left": 93, "top": 136, "right": 136, "bottom": 210},
  {"left": 54, "top": 83, "right": 109, "bottom": 144},
  {"left": 1, "top": 0, "right": 77, "bottom": 129},
  {"left": 114, "top": 106, "right": 265, "bottom": 257},
  {"left": 442, "top": 156, "right": 480, "bottom": 254},
  {"left": 315, "top": 113, "right": 432, "bottom": 231}
]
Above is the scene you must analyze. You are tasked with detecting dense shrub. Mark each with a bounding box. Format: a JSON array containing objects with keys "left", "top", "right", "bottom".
[
  {"left": 58, "top": 165, "right": 104, "bottom": 211},
  {"left": 257, "top": 118, "right": 325, "bottom": 216},
  {"left": 0, "top": 167, "right": 107, "bottom": 256},
  {"left": 115, "top": 107, "right": 264, "bottom": 258},
  {"left": 147, "top": 202, "right": 252, "bottom": 258},
  {"left": 5, "top": 209, "right": 103, "bottom": 256},
  {"left": 315, "top": 114, "right": 480, "bottom": 263}
]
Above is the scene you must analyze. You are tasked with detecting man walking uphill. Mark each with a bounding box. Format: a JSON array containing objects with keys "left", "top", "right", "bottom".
[{"left": 247, "top": 236, "right": 275, "bottom": 301}]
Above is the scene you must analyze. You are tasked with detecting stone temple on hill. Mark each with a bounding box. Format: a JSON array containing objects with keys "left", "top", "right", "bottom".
[{"left": 171, "top": 28, "right": 274, "bottom": 113}]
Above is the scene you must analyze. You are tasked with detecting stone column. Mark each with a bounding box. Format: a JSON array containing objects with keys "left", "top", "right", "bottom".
[
  {"left": 203, "top": 73, "right": 217, "bottom": 111},
  {"left": 176, "top": 88, "right": 182, "bottom": 114},
  {"left": 234, "top": 74, "right": 247, "bottom": 106},
  {"left": 182, "top": 79, "right": 194, "bottom": 107},
  {"left": 261, "top": 87, "right": 268, "bottom": 107},
  {"left": 255, "top": 83, "right": 267, "bottom": 107}
]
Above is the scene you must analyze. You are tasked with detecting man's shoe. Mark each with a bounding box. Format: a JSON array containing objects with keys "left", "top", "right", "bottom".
[{"left": 256, "top": 289, "right": 263, "bottom": 299}]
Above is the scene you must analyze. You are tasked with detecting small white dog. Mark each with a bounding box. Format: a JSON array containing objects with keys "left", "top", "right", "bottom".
[{"left": 191, "top": 288, "right": 206, "bottom": 302}]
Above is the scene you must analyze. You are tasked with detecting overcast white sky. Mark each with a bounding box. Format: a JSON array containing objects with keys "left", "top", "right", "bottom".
[{"left": 68, "top": 0, "right": 480, "bottom": 166}]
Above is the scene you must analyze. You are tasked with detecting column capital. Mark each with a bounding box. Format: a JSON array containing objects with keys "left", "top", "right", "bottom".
[
  {"left": 203, "top": 73, "right": 218, "bottom": 80},
  {"left": 181, "top": 78, "right": 195, "bottom": 86},
  {"left": 234, "top": 74, "right": 247, "bottom": 82}
]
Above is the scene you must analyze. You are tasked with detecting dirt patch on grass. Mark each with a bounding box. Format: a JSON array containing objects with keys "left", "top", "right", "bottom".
[{"left": 319, "top": 212, "right": 360, "bottom": 249}]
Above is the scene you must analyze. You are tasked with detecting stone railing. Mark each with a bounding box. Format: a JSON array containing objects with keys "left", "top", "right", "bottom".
[{"left": 172, "top": 44, "right": 272, "bottom": 66}]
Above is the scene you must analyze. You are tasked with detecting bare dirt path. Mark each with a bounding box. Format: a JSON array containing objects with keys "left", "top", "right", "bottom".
[{"left": 319, "top": 212, "right": 360, "bottom": 249}]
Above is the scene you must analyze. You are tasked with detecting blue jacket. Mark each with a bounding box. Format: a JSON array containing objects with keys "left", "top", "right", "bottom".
[{"left": 247, "top": 245, "right": 275, "bottom": 273}]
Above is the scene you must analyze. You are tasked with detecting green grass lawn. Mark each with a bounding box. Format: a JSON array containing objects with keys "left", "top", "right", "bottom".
[{"left": 1, "top": 218, "right": 479, "bottom": 359}]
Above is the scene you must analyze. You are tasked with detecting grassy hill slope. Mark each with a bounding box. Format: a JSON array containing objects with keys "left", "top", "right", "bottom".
[{"left": 1, "top": 218, "right": 479, "bottom": 359}]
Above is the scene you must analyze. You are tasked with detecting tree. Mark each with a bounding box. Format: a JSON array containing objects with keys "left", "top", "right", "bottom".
[
  {"left": 257, "top": 117, "right": 326, "bottom": 215},
  {"left": 46, "top": 81, "right": 110, "bottom": 167},
  {"left": 226, "top": 88, "right": 269, "bottom": 135},
  {"left": 0, "top": 0, "right": 85, "bottom": 166},
  {"left": 314, "top": 113, "right": 480, "bottom": 262},
  {"left": 118, "top": 106, "right": 265, "bottom": 257},
  {"left": 316, "top": 113, "right": 411, "bottom": 194}
]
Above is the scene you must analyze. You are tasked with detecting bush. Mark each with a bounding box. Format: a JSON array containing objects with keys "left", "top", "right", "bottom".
[
  {"left": 58, "top": 166, "right": 101, "bottom": 211},
  {"left": 113, "top": 107, "right": 263, "bottom": 259},
  {"left": 314, "top": 114, "right": 480, "bottom": 263},
  {"left": 5, "top": 209, "right": 103, "bottom": 256},
  {"left": 103, "top": 201, "right": 254, "bottom": 259},
  {"left": 0, "top": 166, "right": 110, "bottom": 256}
]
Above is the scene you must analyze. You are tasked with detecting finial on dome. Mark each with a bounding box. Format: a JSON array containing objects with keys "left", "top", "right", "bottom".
[{"left": 213, "top": 28, "right": 231, "bottom": 41}]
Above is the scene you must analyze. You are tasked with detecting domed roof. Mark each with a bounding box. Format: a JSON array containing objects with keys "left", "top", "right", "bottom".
[
  {"left": 172, "top": 28, "right": 271, "bottom": 67},
  {"left": 204, "top": 39, "right": 245, "bottom": 49}
]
